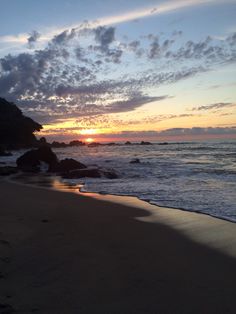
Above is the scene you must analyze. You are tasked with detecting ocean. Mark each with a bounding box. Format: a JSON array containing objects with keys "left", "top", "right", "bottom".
[{"left": 2, "top": 141, "right": 236, "bottom": 222}]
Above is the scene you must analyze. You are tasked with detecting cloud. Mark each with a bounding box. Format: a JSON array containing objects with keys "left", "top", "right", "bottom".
[
  {"left": 100, "top": 127, "right": 236, "bottom": 139},
  {"left": 52, "top": 28, "right": 77, "bottom": 45},
  {"left": 0, "top": 0, "right": 232, "bottom": 56},
  {"left": 192, "top": 102, "right": 235, "bottom": 111},
  {"left": 0, "top": 19, "right": 235, "bottom": 125},
  {"left": 27, "top": 30, "right": 41, "bottom": 48},
  {"left": 104, "top": 95, "right": 168, "bottom": 113},
  {"left": 94, "top": 26, "right": 115, "bottom": 48},
  {"left": 158, "top": 126, "right": 236, "bottom": 136}
]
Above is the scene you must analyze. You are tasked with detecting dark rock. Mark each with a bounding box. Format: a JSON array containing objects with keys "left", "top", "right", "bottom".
[
  {"left": 49, "top": 158, "right": 87, "bottom": 173},
  {"left": 37, "top": 146, "right": 58, "bottom": 165},
  {"left": 102, "top": 169, "right": 118, "bottom": 179},
  {"left": 125, "top": 141, "right": 132, "bottom": 145},
  {"left": 159, "top": 142, "right": 168, "bottom": 145},
  {"left": 88, "top": 142, "right": 101, "bottom": 147},
  {"left": 69, "top": 140, "right": 85, "bottom": 146},
  {"left": 140, "top": 141, "right": 152, "bottom": 145},
  {"left": 16, "top": 146, "right": 58, "bottom": 172},
  {"left": 39, "top": 137, "right": 47, "bottom": 144},
  {"left": 0, "top": 166, "right": 18, "bottom": 176},
  {"left": 130, "top": 158, "right": 140, "bottom": 164},
  {"left": 16, "top": 150, "right": 40, "bottom": 172},
  {"left": 0, "top": 97, "right": 42, "bottom": 149},
  {"left": 51, "top": 141, "right": 67, "bottom": 148},
  {"left": 62, "top": 168, "right": 101, "bottom": 179}
]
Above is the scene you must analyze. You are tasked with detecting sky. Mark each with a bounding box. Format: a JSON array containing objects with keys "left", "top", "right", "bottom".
[{"left": 0, "top": 0, "right": 236, "bottom": 142}]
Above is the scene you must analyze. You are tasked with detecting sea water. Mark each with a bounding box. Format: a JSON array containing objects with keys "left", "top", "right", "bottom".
[{"left": 2, "top": 141, "right": 236, "bottom": 222}]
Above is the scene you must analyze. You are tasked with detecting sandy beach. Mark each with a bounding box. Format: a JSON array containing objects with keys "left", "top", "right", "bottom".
[{"left": 0, "top": 180, "right": 236, "bottom": 314}]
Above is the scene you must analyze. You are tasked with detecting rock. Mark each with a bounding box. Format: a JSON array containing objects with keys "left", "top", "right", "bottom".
[
  {"left": 130, "top": 158, "right": 140, "bottom": 164},
  {"left": 37, "top": 146, "right": 58, "bottom": 165},
  {"left": 62, "top": 168, "right": 101, "bottom": 179},
  {"left": 69, "top": 140, "right": 85, "bottom": 146},
  {"left": 16, "top": 149, "right": 40, "bottom": 172},
  {"left": 0, "top": 166, "right": 18, "bottom": 176},
  {"left": 140, "top": 141, "right": 152, "bottom": 145},
  {"left": 16, "top": 146, "right": 58, "bottom": 172},
  {"left": 51, "top": 141, "right": 67, "bottom": 148},
  {"left": 88, "top": 142, "right": 101, "bottom": 147},
  {"left": 125, "top": 141, "right": 132, "bottom": 145},
  {"left": 158, "top": 142, "right": 168, "bottom": 145},
  {"left": 49, "top": 158, "right": 87, "bottom": 173},
  {"left": 0, "top": 97, "right": 42, "bottom": 149},
  {"left": 102, "top": 169, "right": 118, "bottom": 179}
]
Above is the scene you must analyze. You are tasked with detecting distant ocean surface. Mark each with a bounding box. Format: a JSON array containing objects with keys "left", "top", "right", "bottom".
[{"left": 3, "top": 141, "right": 236, "bottom": 222}]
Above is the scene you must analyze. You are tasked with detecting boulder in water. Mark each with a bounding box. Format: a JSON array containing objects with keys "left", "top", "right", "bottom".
[
  {"left": 49, "top": 158, "right": 87, "bottom": 173},
  {"left": 16, "top": 146, "right": 58, "bottom": 172}
]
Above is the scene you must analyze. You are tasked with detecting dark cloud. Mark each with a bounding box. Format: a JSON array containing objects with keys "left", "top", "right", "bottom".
[
  {"left": 227, "top": 32, "right": 236, "bottom": 46},
  {"left": 192, "top": 102, "right": 235, "bottom": 111},
  {"left": 104, "top": 95, "right": 168, "bottom": 113},
  {"left": 159, "top": 127, "right": 236, "bottom": 136},
  {"left": 94, "top": 26, "right": 115, "bottom": 47},
  {"left": 148, "top": 37, "right": 175, "bottom": 59},
  {"left": 52, "top": 28, "right": 77, "bottom": 45},
  {"left": 1, "top": 25, "right": 236, "bottom": 125},
  {"left": 27, "top": 30, "right": 41, "bottom": 48}
]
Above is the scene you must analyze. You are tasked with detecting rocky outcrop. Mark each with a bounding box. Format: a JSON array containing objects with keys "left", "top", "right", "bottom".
[
  {"left": 51, "top": 141, "right": 67, "bottom": 148},
  {"left": 16, "top": 150, "right": 40, "bottom": 172},
  {"left": 49, "top": 158, "right": 87, "bottom": 173},
  {"left": 16, "top": 147, "right": 118, "bottom": 179},
  {"left": 69, "top": 140, "right": 85, "bottom": 146},
  {"left": 140, "top": 141, "right": 152, "bottom": 145},
  {"left": 16, "top": 146, "right": 58, "bottom": 172},
  {"left": 0, "top": 98, "right": 42, "bottom": 149}
]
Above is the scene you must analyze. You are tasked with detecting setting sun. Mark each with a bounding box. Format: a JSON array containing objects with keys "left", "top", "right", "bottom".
[{"left": 85, "top": 137, "right": 94, "bottom": 143}]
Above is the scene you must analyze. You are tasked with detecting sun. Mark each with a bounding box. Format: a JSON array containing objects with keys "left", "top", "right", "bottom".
[{"left": 85, "top": 137, "right": 94, "bottom": 143}]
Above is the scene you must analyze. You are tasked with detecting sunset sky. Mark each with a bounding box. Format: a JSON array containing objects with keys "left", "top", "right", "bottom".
[{"left": 0, "top": 0, "right": 236, "bottom": 142}]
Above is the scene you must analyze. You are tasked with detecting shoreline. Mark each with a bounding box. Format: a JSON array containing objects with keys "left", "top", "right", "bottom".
[
  {"left": 5, "top": 173, "right": 236, "bottom": 258},
  {"left": 0, "top": 179, "right": 236, "bottom": 313},
  {"left": 7, "top": 171, "right": 236, "bottom": 224}
]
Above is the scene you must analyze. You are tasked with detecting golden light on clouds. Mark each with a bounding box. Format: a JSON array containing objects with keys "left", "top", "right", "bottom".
[{"left": 80, "top": 129, "right": 98, "bottom": 135}]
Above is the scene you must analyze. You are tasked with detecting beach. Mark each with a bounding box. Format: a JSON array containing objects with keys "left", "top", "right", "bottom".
[{"left": 0, "top": 180, "right": 236, "bottom": 314}]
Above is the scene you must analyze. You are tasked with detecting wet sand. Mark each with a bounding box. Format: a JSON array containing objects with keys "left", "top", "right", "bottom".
[{"left": 0, "top": 180, "right": 236, "bottom": 313}]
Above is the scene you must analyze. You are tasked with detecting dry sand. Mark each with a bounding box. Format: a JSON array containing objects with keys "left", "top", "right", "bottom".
[{"left": 0, "top": 180, "right": 236, "bottom": 314}]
